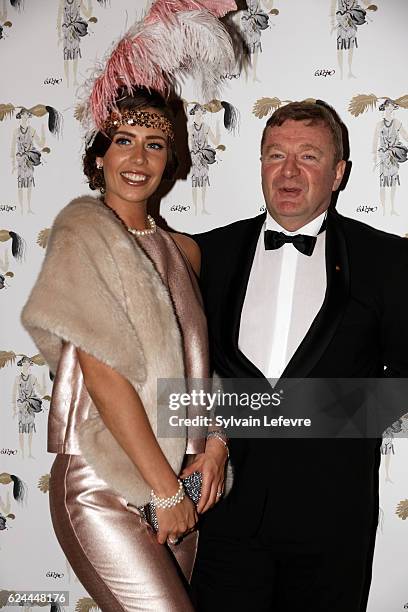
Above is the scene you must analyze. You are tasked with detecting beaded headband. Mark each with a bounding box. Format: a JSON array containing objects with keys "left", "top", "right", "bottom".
[{"left": 102, "top": 110, "right": 174, "bottom": 140}]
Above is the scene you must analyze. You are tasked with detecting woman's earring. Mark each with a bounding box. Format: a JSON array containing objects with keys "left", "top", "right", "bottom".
[{"left": 96, "top": 162, "right": 103, "bottom": 170}]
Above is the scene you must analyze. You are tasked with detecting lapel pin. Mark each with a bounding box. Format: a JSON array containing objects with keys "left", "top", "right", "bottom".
[{"left": 335, "top": 265, "right": 341, "bottom": 271}]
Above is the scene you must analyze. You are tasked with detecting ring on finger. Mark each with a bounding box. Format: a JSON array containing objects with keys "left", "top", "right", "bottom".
[{"left": 167, "top": 537, "right": 178, "bottom": 545}]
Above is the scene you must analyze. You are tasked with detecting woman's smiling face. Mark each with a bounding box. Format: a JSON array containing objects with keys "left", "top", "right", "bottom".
[{"left": 97, "top": 108, "right": 169, "bottom": 209}]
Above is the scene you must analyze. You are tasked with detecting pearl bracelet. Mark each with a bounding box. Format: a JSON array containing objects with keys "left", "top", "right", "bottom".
[
  {"left": 206, "top": 430, "right": 229, "bottom": 458},
  {"left": 151, "top": 479, "right": 185, "bottom": 509}
]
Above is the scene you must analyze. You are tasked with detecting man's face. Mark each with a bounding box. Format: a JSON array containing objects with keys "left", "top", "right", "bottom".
[{"left": 261, "top": 119, "right": 346, "bottom": 230}]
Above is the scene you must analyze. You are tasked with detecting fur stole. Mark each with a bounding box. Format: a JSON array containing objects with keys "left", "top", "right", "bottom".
[{"left": 22, "top": 196, "right": 187, "bottom": 506}]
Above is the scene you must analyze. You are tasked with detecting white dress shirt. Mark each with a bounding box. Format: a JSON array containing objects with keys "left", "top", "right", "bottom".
[{"left": 238, "top": 211, "right": 327, "bottom": 379}]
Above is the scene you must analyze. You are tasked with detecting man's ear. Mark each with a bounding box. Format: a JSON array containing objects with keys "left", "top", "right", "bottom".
[{"left": 332, "top": 160, "right": 346, "bottom": 191}]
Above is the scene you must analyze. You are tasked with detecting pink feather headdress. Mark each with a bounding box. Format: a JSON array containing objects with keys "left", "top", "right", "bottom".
[{"left": 76, "top": 0, "right": 237, "bottom": 134}]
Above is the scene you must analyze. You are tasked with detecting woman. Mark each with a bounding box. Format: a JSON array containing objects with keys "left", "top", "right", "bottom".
[{"left": 22, "top": 87, "right": 229, "bottom": 611}]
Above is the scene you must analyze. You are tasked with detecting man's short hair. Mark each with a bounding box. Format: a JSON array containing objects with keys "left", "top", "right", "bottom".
[{"left": 260, "top": 101, "right": 344, "bottom": 165}]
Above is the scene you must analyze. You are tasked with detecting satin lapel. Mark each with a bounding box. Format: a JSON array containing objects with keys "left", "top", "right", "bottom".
[
  {"left": 280, "top": 210, "right": 350, "bottom": 379},
  {"left": 221, "top": 214, "right": 266, "bottom": 378}
]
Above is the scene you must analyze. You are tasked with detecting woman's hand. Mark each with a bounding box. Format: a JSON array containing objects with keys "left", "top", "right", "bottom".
[
  {"left": 180, "top": 438, "right": 228, "bottom": 514},
  {"left": 156, "top": 495, "right": 198, "bottom": 545}
]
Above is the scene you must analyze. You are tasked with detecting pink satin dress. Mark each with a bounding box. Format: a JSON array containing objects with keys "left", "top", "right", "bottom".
[{"left": 49, "top": 229, "right": 209, "bottom": 611}]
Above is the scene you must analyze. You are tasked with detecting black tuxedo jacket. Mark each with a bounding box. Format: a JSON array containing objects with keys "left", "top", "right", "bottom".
[{"left": 194, "top": 209, "right": 408, "bottom": 539}]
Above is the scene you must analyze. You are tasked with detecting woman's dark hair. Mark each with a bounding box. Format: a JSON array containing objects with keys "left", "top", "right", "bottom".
[{"left": 83, "top": 87, "right": 179, "bottom": 191}]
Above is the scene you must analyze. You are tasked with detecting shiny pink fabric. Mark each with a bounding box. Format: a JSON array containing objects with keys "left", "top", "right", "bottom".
[
  {"left": 50, "top": 454, "right": 196, "bottom": 611},
  {"left": 48, "top": 342, "right": 91, "bottom": 454},
  {"left": 139, "top": 229, "right": 209, "bottom": 454}
]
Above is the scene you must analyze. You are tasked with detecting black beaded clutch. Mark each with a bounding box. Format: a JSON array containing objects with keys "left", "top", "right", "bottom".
[{"left": 137, "top": 471, "right": 202, "bottom": 532}]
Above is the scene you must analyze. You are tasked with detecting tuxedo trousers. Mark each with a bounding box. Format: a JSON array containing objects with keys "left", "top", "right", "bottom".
[
  {"left": 191, "top": 439, "right": 380, "bottom": 612},
  {"left": 191, "top": 522, "right": 374, "bottom": 612},
  {"left": 49, "top": 454, "right": 196, "bottom": 612}
]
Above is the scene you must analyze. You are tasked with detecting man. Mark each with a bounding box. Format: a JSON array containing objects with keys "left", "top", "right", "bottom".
[{"left": 191, "top": 102, "right": 408, "bottom": 611}]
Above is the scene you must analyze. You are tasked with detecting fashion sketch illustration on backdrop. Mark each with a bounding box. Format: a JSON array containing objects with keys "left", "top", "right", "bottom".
[
  {"left": 8, "top": 0, "right": 24, "bottom": 10},
  {"left": 395, "top": 498, "right": 408, "bottom": 521},
  {"left": 349, "top": 94, "right": 408, "bottom": 215},
  {"left": 380, "top": 413, "right": 408, "bottom": 484},
  {"left": 0, "top": 512, "right": 14, "bottom": 532},
  {"left": 330, "top": 0, "right": 378, "bottom": 79},
  {"left": 252, "top": 94, "right": 317, "bottom": 120},
  {"left": 0, "top": 103, "right": 62, "bottom": 214},
  {"left": 57, "top": 0, "right": 101, "bottom": 87},
  {"left": 237, "top": 0, "right": 278, "bottom": 83},
  {"left": 36, "top": 228, "right": 50, "bottom": 250},
  {"left": 0, "top": 0, "right": 13, "bottom": 41},
  {"left": 0, "top": 228, "right": 24, "bottom": 289},
  {"left": 0, "top": 473, "right": 26, "bottom": 518},
  {"left": 186, "top": 99, "right": 239, "bottom": 215},
  {"left": 0, "top": 471, "right": 25, "bottom": 535},
  {"left": 0, "top": 351, "right": 51, "bottom": 459},
  {"left": 74, "top": 597, "right": 100, "bottom": 612},
  {"left": 37, "top": 473, "right": 50, "bottom": 495}
]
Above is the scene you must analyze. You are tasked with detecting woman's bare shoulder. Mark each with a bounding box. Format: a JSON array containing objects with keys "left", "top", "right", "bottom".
[{"left": 171, "top": 233, "right": 201, "bottom": 276}]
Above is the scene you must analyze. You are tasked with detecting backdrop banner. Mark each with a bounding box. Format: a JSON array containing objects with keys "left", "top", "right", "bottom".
[{"left": 1, "top": 2, "right": 408, "bottom": 611}]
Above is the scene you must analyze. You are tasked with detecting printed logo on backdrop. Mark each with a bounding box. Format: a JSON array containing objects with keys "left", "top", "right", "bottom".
[
  {"left": 349, "top": 94, "right": 408, "bottom": 215},
  {"left": 185, "top": 99, "right": 239, "bottom": 215},
  {"left": 330, "top": 1, "right": 378, "bottom": 79},
  {"left": 0, "top": 228, "right": 24, "bottom": 290},
  {"left": 57, "top": 0, "right": 109, "bottom": 88},
  {"left": 0, "top": 103, "right": 62, "bottom": 214},
  {"left": 0, "top": 471, "right": 26, "bottom": 533},
  {"left": 232, "top": 1, "right": 279, "bottom": 83},
  {"left": 169, "top": 204, "right": 190, "bottom": 213},
  {"left": 0, "top": 351, "right": 52, "bottom": 460}
]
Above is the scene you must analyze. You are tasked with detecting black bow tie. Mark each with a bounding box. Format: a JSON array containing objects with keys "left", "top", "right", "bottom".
[
  {"left": 264, "top": 230, "right": 317, "bottom": 256},
  {"left": 264, "top": 218, "right": 326, "bottom": 256}
]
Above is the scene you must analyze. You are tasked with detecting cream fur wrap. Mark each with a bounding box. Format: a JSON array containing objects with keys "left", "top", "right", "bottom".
[{"left": 22, "top": 196, "right": 189, "bottom": 506}]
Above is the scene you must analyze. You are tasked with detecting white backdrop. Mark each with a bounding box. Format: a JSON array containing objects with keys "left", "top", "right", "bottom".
[{"left": 1, "top": 1, "right": 408, "bottom": 610}]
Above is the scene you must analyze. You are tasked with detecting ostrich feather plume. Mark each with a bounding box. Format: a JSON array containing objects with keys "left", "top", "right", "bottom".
[{"left": 77, "top": 0, "right": 237, "bottom": 133}]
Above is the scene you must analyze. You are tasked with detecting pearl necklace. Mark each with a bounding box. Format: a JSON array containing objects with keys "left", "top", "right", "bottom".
[
  {"left": 127, "top": 215, "right": 156, "bottom": 236},
  {"left": 102, "top": 200, "right": 157, "bottom": 236}
]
